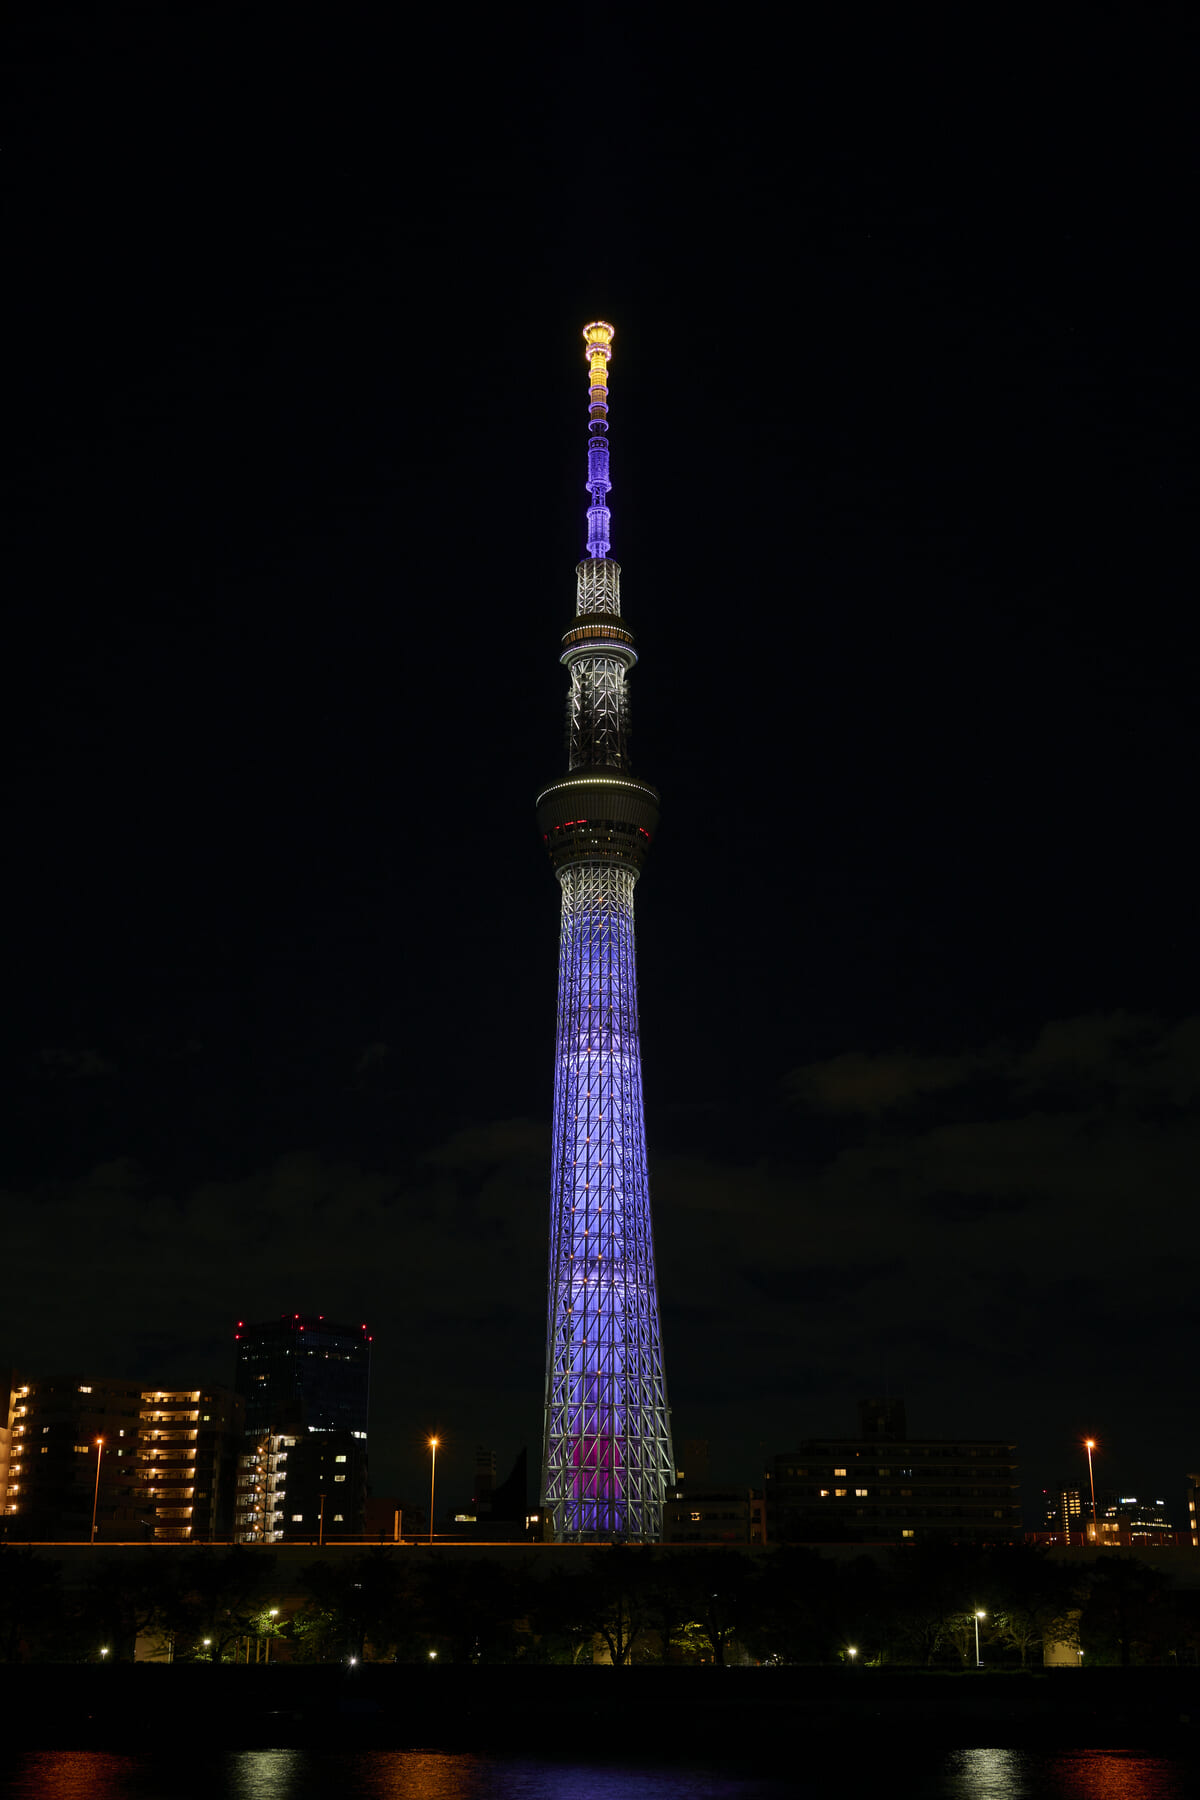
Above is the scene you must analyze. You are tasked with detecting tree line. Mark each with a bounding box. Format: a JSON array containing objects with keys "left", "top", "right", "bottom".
[{"left": 1, "top": 1541, "right": 1197, "bottom": 1668}]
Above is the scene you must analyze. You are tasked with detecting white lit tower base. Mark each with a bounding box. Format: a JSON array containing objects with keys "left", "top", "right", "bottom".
[{"left": 535, "top": 321, "right": 674, "bottom": 1541}]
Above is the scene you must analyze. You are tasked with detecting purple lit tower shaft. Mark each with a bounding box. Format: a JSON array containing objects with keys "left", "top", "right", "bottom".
[{"left": 536, "top": 323, "right": 673, "bottom": 1541}]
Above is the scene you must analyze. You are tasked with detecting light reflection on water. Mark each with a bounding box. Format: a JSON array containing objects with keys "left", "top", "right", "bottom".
[
  {"left": 1033, "top": 1750, "right": 1191, "bottom": 1800},
  {"left": 226, "top": 1748, "right": 305, "bottom": 1799},
  {"left": 944, "top": 1748, "right": 1027, "bottom": 1796},
  {"left": 2, "top": 1752, "right": 140, "bottom": 1800},
  {"left": 940, "top": 1750, "right": 1192, "bottom": 1800},
  {"left": 221, "top": 1755, "right": 789, "bottom": 1799},
  {"left": 2, "top": 1748, "right": 1198, "bottom": 1799}
]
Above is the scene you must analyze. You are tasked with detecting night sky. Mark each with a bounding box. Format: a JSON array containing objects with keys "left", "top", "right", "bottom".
[{"left": 6, "top": 9, "right": 1197, "bottom": 1522}]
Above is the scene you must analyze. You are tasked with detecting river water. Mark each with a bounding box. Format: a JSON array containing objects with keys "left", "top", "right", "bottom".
[{"left": 1, "top": 1749, "right": 1198, "bottom": 1799}]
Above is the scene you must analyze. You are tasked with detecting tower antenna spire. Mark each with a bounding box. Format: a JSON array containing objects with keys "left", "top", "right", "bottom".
[{"left": 583, "top": 320, "right": 614, "bottom": 559}]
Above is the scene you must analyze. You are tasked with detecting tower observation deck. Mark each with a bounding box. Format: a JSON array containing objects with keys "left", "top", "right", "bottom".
[{"left": 536, "top": 321, "right": 674, "bottom": 1541}]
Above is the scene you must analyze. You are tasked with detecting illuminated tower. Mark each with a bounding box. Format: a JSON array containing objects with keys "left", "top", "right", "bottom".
[{"left": 536, "top": 321, "right": 674, "bottom": 1541}]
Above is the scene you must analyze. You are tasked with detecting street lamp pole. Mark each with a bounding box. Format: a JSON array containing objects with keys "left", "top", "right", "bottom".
[
  {"left": 1085, "top": 1438, "right": 1098, "bottom": 1544},
  {"left": 90, "top": 1437, "right": 105, "bottom": 1543},
  {"left": 974, "top": 1609, "right": 986, "bottom": 1668},
  {"left": 428, "top": 1438, "right": 439, "bottom": 1545}
]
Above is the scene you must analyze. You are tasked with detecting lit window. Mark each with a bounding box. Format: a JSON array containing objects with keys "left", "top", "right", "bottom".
[
  {"left": 74, "top": 1444, "right": 90, "bottom": 1454},
  {"left": 334, "top": 1475, "right": 346, "bottom": 1483},
  {"left": 834, "top": 1468, "right": 847, "bottom": 1477},
  {"left": 902, "top": 1529, "right": 915, "bottom": 1539},
  {"left": 819, "top": 1489, "right": 830, "bottom": 1498},
  {"left": 333, "top": 1514, "right": 344, "bottom": 1522},
  {"left": 690, "top": 1511, "right": 701, "bottom": 1523},
  {"left": 334, "top": 1454, "right": 347, "bottom": 1463},
  {"left": 78, "top": 1386, "right": 93, "bottom": 1394},
  {"left": 292, "top": 1514, "right": 303, "bottom": 1522},
  {"left": 835, "top": 1488, "right": 847, "bottom": 1498},
  {"left": 855, "top": 1488, "right": 868, "bottom": 1497}
]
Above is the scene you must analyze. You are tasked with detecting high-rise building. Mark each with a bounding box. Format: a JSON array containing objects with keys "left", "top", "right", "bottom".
[
  {"left": 770, "top": 1399, "right": 1021, "bottom": 1544},
  {"left": 0, "top": 1375, "right": 142, "bottom": 1539},
  {"left": 1186, "top": 1472, "right": 1198, "bottom": 1550},
  {"left": 2, "top": 1376, "right": 244, "bottom": 1542},
  {"left": 127, "top": 1386, "right": 243, "bottom": 1541},
  {"left": 536, "top": 321, "right": 674, "bottom": 1541},
  {"left": 0, "top": 1371, "right": 15, "bottom": 1515},
  {"left": 664, "top": 1486, "right": 765, "bottom": 1546},
  {"left": 233, "top": 1315, "right": 371, "bottom": 1541},
  {"left": 1043, "top": 1482, "right": 1084, "bottom": 1541},
  {"left": 1093, "top": 1494, "right": 1175, "bottom": 1548}
]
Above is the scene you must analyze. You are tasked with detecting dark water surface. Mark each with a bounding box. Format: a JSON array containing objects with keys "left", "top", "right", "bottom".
[{"left": 2, "top": 1748, "right": 1198, "bottom": 1799}]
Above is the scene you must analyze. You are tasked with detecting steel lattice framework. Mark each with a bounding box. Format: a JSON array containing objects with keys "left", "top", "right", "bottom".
[{"left": 535, "top": 322, "right": 674, "bottom": 1541}]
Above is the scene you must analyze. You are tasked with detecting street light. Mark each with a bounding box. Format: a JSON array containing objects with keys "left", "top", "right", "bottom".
[
  {"left": 974, "top": 1609, "right": 986, "bottom": 1668},
  {"left": 1085, "top": 1438, "right": 1098, "bottom": 1544},
  {"left": 90, "top": 1437, "right": 105, "bottom": 1543},
  {"left": 847, "top": 1646, "right": 858, "bottom": 1663},
  {"left": 428, "top": 1438, "right": 439, "bottom": 1545}
]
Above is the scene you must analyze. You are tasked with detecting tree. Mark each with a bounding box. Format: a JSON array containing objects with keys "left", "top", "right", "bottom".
[
  {"left": 418, "top": 1556, "right": 521, "bottom": 1664},
  {"left": 526, "top": 1565, "right": 601, "bottom": 1664},
  {"left": 298, "top": 1550, "right": 414, "bottom": 1661},
  {"left": 987, "top": 1544, "right": 1081, "bottom": 1669},
  {"left": 77, "top": 1553, "right": 183, "bottom": 1661},
  {"left": 886, "top": 1541, "right": 994, "bottom": 1667},
  {"left": 737, "top": 1547, "right": 848, "bottom": 1664},
  {"left": 658, "top": 1549, "right": 763, "bottom": 1665},
  {"left": 1080, "top": 1555, "right": 1171, "bottom": 1667},
  {"left": 543, "top": 1547, "right": 658, "bottom": 1665},
  {"left": 0, "top": 1550, "right": 63, "bottom": 1663},
  {"left": 166, "top": 1547, "right": 277, "bottom": 1661}
]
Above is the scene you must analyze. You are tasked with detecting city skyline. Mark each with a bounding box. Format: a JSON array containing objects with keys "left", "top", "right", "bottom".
[{"left": 4, "top": 11, "right": 1195, "bottom": 1522}]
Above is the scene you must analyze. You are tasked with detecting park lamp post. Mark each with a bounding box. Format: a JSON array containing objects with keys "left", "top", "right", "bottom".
[
  {"left": 974, "top": 1610, "right": 986, "bottom": 1668},
  {"left": 428, "top": 1438, "right": 439, "bottom": 1544},
  {"left": 90, "top": 1437, "right": 105, "bottom": 1543}
]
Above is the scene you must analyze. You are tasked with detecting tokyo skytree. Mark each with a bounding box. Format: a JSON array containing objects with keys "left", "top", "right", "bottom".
[{"left": 536, "top": 321, "right": 674, "bottom": 1541}]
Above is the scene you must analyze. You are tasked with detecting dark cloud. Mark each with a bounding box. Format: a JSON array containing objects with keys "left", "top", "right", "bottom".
[
  {"left": 744, "top": 1259, "right": 905, "bottom": 1307},
  {"left": 922, "top": 1190, "right": 1030, "bottom": 1222},
  {"left": 31, "top": 1047, "right": 116, "bottom": 1080},
  {"left": 787, "top": 1050, "right": 969, "bottom": 1115},
  {"left": 789, "top": 1014, "right": 1200, "bottom": 1120},
  {"left": 650, "top": 1015, "right": 1199, "bottom": 1494}
]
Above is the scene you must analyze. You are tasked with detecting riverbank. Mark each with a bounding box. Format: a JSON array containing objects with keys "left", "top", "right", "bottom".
[{"left": 5, "top": 1665, "right": 1196, "bottom": 1751}]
